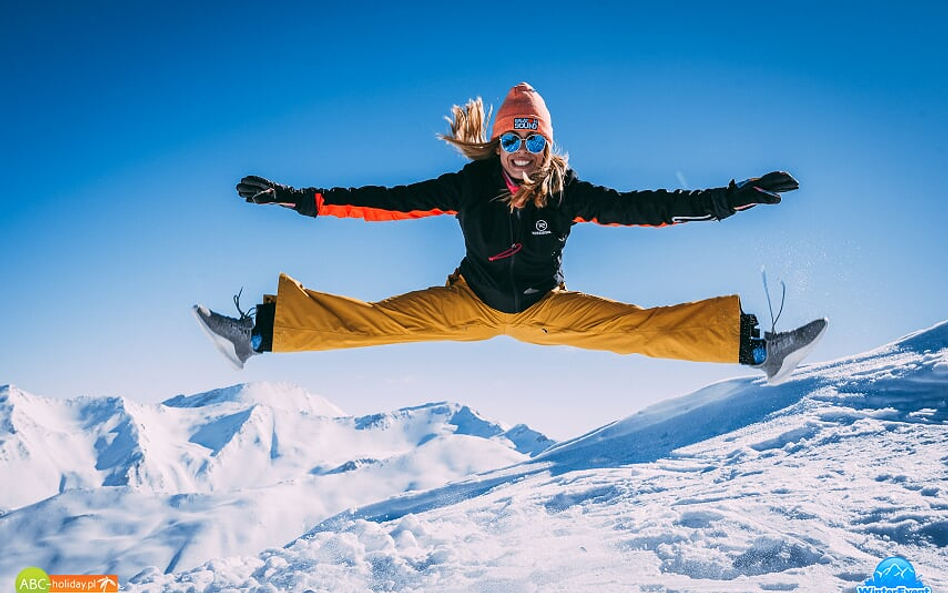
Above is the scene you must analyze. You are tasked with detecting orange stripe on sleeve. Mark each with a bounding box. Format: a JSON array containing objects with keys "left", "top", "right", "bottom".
[{"left": 315, "top": 192, "right": 456, "bottom": 221}]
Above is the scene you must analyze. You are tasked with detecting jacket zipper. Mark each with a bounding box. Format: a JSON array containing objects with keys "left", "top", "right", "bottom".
[{"left": 508, "top": 210, "right": 522, "bottom": 311}]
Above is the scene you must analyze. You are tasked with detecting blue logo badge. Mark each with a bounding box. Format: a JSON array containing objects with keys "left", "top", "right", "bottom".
[{"left": 857, "top": 557, "right": 932, "bottom": 593}]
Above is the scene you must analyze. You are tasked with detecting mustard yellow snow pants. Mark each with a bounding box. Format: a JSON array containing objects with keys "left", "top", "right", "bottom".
[{"left": 270, "top": 272, "right": 741, "bottom": 363}]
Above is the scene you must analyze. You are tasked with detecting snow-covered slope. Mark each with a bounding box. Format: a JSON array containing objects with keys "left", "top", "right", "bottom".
[
  {"left": 129, "top": 321, "right": 947, "bottom": 593},
  {"left": 4, "top": 321, "right": 947, "bottom": 592},
  {"left": 0, "top": 383, "right": 551, "bottom": 578}
]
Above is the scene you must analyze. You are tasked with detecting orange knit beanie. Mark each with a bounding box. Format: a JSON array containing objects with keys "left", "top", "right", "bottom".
[{"left": 491, "top": 82, "right": 553, "bottom": 142}]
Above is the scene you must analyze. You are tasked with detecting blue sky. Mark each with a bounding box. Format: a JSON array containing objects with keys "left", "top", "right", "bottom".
[{"left": 3, "top": 2, "right": 946, "bottom": 439}]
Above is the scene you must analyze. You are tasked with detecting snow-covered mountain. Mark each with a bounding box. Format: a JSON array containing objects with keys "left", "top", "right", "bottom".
[
  {"left": 3, "top": 321, "right": 947, "bottom": 592},
  {"left": 0, "top": 382, "right": 552, "bottom": 578}
]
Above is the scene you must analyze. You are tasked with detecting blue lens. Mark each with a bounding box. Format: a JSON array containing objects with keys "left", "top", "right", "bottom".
[
  {"left": 500, "top": 133, "right": 547, "bottom": 154},
  {"left": 525, "top": 134, "right": 546, "bottom": 154},
  {"left": 500, "top": 133, "right": 522, "bottom": 153}
]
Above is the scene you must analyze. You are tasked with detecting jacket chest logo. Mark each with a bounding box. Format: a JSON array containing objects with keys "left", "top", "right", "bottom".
[{"left": 531, "top": 219, "right": 552, "bottom": 236}]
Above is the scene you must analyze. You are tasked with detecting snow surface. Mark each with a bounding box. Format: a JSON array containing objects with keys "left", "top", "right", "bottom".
[{"left": 3, "top": 322, "right": 947, "bottom": 592}]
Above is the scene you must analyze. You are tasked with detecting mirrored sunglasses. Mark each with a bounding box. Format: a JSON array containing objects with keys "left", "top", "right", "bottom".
[{"left": 500, "top": 132, "right": 547, "bottom": 154}]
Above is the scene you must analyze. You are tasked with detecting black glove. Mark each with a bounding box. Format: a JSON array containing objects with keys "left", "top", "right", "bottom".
[
  {"left": 236, "top": 175, "right": 310, "bottom": 209},
  {"left": 727, "top": 171, "right": 799, "bottom": 212}
]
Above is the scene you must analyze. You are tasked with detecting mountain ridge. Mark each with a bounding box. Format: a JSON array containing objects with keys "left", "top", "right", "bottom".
[
  {"left": 0, "top": 381, "right": 552, "bottom": 577},
  {"left": 1, "top": 382, "right": 550, "bottom": 510}
]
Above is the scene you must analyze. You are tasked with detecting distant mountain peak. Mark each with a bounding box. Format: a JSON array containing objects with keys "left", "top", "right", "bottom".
[{"left": 162, "top": 382, "right": 345, "bottom": 417}]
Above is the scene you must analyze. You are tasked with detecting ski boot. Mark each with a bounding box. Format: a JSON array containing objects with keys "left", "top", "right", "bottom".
[
  {"left": 753, "top": 318, "right": 829, "bottom": 385},
  {"left": 192, "top": 302, "right": 256, "bottom": 370}
]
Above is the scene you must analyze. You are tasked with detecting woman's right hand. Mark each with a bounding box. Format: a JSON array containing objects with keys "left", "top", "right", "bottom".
[{"left": 236, "top": 175, "right": 304, "bottom": 208}]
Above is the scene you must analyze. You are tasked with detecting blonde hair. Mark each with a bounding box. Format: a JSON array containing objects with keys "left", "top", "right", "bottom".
[{"left": 439, "top": 97, "right": 569, "bottom": 210}]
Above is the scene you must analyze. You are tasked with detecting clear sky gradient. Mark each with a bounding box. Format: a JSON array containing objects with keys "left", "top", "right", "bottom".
[{"left": 3, "top": 2, "right": 946, "bottom": 439}]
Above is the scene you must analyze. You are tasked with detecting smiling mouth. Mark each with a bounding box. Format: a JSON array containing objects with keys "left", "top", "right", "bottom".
[{"left": 512, "top": 158, "right": 532, "bottom": 167}]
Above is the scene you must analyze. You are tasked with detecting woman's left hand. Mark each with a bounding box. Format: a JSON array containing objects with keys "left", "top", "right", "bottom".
[{"left": 727, "top": 171, "right": 799, "bottom": 211}]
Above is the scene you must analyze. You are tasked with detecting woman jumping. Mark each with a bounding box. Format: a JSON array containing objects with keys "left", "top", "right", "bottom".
[{"left": 194, "top": 82, "right": 827, "bottom": 385}]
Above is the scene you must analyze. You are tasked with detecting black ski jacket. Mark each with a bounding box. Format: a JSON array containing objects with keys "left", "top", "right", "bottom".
[{"left": 297, "top": 157, "right": 735, "bottom": 314}]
